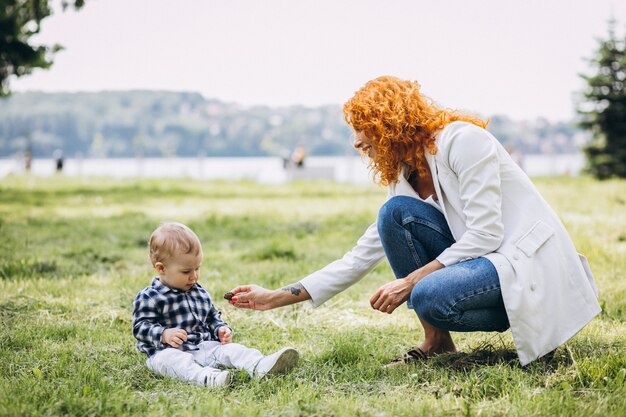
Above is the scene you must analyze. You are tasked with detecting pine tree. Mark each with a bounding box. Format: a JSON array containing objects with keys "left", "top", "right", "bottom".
[{"left": 578, "top": 19, "right": 626, "bottom": 179}]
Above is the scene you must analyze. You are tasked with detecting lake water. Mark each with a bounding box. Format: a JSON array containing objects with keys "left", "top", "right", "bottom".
[{"left": 0, "top": 154, "right": 585, "bottom": 184}]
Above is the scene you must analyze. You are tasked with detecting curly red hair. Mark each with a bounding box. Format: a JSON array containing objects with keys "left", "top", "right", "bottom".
[{"left": 343, "top": 76, "right": 488, "bottom": 186}]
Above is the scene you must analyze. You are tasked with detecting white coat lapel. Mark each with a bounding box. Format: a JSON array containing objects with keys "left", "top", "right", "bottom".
[{"left": 424, "top": 151, "right": 450, "bottom": 224}]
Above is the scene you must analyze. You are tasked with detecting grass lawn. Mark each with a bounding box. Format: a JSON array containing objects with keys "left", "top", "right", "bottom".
[{"left": 0, "top": 175, "right": 624, "bottom": 417}]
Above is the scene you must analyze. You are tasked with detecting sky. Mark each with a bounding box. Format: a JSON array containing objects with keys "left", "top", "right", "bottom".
[{"left": 11, "top": 0, "right": 626, "bottom": 121}]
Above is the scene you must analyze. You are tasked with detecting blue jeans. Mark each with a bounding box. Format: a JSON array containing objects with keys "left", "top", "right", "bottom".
[{"left": 377, "top": 196, "right": 510, "bottom": 332}]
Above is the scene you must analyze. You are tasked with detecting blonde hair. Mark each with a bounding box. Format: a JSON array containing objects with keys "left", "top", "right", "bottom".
[
  {"left": 149, "top": 222, "right": 202, "bottom": 265},
  {"left": 343, "top": 75, "right": 488, "bottom": 185}
]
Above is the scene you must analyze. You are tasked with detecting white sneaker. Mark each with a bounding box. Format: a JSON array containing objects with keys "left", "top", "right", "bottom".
[
  {"left": 204, "top": 370, "right": 230, "bottom": 387},
  {"left": 254, "top": 347, "right": 299, "bottom": 379}
]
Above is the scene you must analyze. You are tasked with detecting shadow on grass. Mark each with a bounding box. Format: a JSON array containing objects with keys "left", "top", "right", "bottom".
[{"left": 428, "top": 342, "right": 572, "bottom": 372}]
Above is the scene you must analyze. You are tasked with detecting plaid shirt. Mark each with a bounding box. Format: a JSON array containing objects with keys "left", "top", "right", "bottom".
[{"left": 132, "top": 277, "right": 230, "bottom": 357}]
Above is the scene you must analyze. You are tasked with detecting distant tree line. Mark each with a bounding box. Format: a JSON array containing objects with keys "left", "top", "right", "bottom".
[{"left": 0, "top": 91, "right": 588, "bottom": 158}]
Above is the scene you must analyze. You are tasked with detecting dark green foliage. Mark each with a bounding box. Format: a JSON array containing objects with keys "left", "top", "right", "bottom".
[
  {"left": 578, "top": 19, "right": 626, "bottom": 179},
  {"left": 0, "top": 0, "right": 85, "bottom": 97}
]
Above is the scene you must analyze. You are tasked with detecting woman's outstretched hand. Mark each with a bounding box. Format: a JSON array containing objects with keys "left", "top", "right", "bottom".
[
  {"left": 228, "top": 285, "right": 276, "bottom": 311},
  {"left": 370, "top": 277, "right": 414, "bottom": 314}
]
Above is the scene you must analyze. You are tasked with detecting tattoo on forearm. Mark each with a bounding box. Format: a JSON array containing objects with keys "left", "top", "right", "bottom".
[{"left": 280, "top": 282, "right": 304, "bottom": 296}]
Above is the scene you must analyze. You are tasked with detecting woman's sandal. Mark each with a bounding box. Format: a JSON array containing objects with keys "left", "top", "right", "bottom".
[{"left": 384, "top": 347, "right": 429, "bottom": 368}]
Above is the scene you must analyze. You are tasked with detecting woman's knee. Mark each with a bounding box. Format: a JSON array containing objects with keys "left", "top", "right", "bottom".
[
  {"left": 377, "top": 197, "right": 405, "bottom": 234},
  {"left": 379, "top": 196, "right": 427, "bottom": 234},
  {"left": 378, "top": 196, "right": 441, "bottom": 232}
]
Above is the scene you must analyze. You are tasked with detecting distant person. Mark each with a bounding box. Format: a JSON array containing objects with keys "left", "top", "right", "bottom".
[
  {"left": 53, "top": 149, "right": 64, "bottom": 173},
  {"left": 132, "top": 222, "right": 299, "bottom": 387},
  {"left": 23, "top": 150, "right": 32, "bottom": 173},
  {"left": 280, "top": 149, "right": 291, "bottom": 169},
  {"left": 292, "top": 146, "right": 307, "bottom": 168},
  {"left": 227, "top": 76, "right": 600, "bottom": 367}
]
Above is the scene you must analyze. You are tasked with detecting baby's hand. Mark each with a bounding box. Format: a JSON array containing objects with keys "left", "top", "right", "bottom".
[
  {"left": 218, "top": 326, "right": 232, "bottom": 344},
  {"left": 162, "top": 328, "right": 188, "bottom": 348}
]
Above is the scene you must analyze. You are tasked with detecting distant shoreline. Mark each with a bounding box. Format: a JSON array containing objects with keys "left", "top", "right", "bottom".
[{"left": 0, "top": 154, "right": 585, "bottom": 183}]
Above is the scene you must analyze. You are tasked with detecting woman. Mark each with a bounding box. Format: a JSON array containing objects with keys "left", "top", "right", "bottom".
[{"left": 228, "top": 76, "right": 600, "bottom": 366}]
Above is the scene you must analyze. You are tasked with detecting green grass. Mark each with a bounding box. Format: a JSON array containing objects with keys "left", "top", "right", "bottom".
[{"left": 0, "top": 175, "right": 624, "bottom": 417}]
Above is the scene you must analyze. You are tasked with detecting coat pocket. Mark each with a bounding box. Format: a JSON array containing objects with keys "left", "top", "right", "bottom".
[{"left": 514, "top": 220, "right": 555, "bottom": 257}]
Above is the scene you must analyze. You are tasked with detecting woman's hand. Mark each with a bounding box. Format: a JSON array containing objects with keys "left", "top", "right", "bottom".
[
  {"left": 371, "top": 260, "right": 445, "bottom": 314},
  {"left": 228, "top": 282, "right": 311, "bottom": 310},
  {"left": 370, "top": 277, "right": 414, "bottom": 314},
  {"left": 228, "top": 285, "right": 276, "bottom": 311}
]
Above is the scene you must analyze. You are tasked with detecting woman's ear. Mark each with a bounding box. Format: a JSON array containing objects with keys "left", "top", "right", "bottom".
[{"left": 154, "top": 262, "right": 166, "bottom": 275}]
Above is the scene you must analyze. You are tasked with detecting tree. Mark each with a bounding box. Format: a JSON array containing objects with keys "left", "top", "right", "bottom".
[
  {"left": 578, "top": 18, "right": 626, "bottom": 179},
  {"left": 0, "top": 0, "right": 84, "bottom": 97}
]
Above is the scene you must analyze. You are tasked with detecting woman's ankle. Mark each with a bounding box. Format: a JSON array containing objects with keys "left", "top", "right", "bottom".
[{"left": 420, "top": 331, "right": 456, "bottom": 355}]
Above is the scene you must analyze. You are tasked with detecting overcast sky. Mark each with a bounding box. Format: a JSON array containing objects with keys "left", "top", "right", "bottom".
[{"left": 12, "top": 0, "right": 626, "bottom": 121}]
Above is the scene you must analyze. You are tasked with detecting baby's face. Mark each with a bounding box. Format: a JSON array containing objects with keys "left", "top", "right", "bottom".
[{"left": 157, "top": 251, "right": 203, "bottom": 292}]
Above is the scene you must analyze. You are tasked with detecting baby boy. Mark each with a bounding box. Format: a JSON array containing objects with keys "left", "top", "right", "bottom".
[{"left": 132, "top": 222, "right": 299, "bottom": 387}]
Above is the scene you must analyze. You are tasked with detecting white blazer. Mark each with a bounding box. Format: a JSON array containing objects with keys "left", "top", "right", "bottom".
[{"left": 300, "top": 121, "right": 601, "bottom": 365}]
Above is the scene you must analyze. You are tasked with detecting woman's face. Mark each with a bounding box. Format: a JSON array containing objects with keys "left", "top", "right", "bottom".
[{"left": 353, "top": 131, "right": 377, "bottom": 160}]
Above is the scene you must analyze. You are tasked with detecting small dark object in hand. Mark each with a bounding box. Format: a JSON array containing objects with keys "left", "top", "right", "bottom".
[{"left": 224, "top": 292, "right": 234, "bottom": 301}]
